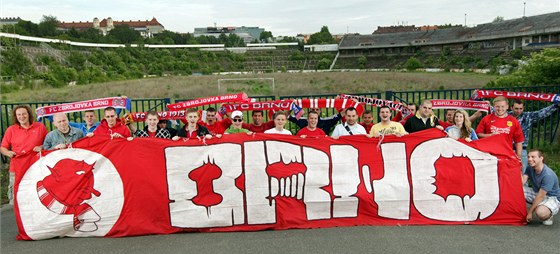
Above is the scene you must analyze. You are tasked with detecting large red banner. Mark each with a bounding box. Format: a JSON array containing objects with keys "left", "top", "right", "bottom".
[{"left": 14, "top": 129, "right": 526, "bottom": 240}]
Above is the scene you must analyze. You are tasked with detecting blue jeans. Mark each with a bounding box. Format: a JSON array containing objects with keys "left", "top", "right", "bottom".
[{"left": 521, "top": 149, "right": 528, "bottom": 174}]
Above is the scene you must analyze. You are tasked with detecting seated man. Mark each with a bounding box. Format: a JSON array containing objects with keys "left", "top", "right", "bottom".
[
  {"left": 368, "top": 106, "right": 408, "bottom": 138},
  {"left": 43, "top": 113, "right": 84, "bottom": 150},
  {"left": 331, "top": 107, "right": 366, "bottom": 138},
  {"left": 90, "top": 107, "right": 131, "bottom": 138},
  {"left": 523, "top": 149, "right": 560, "bottom": 226},
  {"left": 69, "top": 110, "right": 100, "bottom": 136}
]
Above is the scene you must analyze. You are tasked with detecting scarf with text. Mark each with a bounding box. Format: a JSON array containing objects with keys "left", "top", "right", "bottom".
[
  {"left": 471, "top": 90, "right": 560, "bottom": 103},
  {"left": 167, "top": 93, "right": 249, "bottom": 110},
  {"left": 431, "top": 99, "right": 491, "bottom": 112},
  {"left": 36, "top": 97, "right": 131, "bottom": 121}
]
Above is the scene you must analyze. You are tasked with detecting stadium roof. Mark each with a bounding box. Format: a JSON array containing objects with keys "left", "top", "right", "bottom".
[{"left": 339, "top": 12, "right": 560, "bottom": 49}]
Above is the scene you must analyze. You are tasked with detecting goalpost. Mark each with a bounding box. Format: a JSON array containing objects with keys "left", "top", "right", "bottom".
[{"left": 217, "top": 78, "right": 275, "bottom": 95}]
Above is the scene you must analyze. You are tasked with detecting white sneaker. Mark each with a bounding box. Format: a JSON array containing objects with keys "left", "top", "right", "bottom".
[{"left": 542, "top": 215, "right": 553, "bottom": 226}]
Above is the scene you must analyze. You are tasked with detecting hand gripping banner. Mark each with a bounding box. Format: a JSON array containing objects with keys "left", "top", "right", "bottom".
[{"left": 14, "top": 130, "right": 526, "bottom": 240}]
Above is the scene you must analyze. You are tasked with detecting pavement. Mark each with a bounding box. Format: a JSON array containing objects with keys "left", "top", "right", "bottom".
[{"left": 1, "top": 204, "right": 559, "bottom": 254}]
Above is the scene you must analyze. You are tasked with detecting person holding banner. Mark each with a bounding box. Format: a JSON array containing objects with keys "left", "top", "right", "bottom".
[
  {"left": 331, "top": 107, "right": 366, "bottom": 138},
  {"left": 265, "top": 111, "right": 292, "bottom": 135},
  {"left": 69, "top": 110, "right": 99, "bottom": 136},
  {"left": 89, "top": 107, "right": 131, "bottom": 138},
  {"left": 368, "top": 106, "right": 407, "bottom": 138},
  {"left": 43, "top": 113, "right": 84, "bottom": 150},
  {"left": 202, "top": 107, "right": 232, "bottom": 136},
  {"left": 225, "top": 111, "right": 252, "bottom": 134},
  {"left": 404, "top": 100, "right": 444, "bottom": 133},
  {"left": 523, "top": 149, "right": 560, "bottom": 226},
  {"left": 445, "top": 109, "right": 478, "bottom": 142},
  {"left": 360, "top": 110, "right": 375, "bottom": 133},
  {"left": 1, "top": 105, "right": 48, "bottom": 205},
  {"left": 173, "top": 108, "right": 212, "bottom": 140},
  {"left": 476, "top": 96, "right": 524, "bottom": 160},
  {"left": 128, "top": 111, "right": 171, "bottom": 139},
  {"left": 296, "top": 111, "right": 327, "bottom": 138},
  {"left": 510, "top": 99, "right": 559, "bottom": 172}
]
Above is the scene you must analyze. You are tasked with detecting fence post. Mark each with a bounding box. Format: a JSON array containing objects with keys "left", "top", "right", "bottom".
[{"left": 385, "top": 90, "right": 393, "bottom": 101}]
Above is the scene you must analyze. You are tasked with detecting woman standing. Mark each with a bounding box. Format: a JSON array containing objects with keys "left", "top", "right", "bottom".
[
  {"left": 1, "top": 105, "right": 48, "bottom": 204},
  {"left": 265, "top": 111, "right": 292, "bottom": 135},
  {"left": 445, "top": 109, "right": 478, "bottom": 142}
]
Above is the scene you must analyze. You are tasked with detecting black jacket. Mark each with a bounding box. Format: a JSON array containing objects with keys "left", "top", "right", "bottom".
[{"left": 176, "top": 124, "right": 210, "bottom": 138}]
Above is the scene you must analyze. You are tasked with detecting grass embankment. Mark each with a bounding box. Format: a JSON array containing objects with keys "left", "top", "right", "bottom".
[{"left": 2, "top": 71, "right": 496, "bottom": 102}]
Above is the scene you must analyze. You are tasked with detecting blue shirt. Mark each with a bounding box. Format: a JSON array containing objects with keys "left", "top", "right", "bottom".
[
  {"left": 510, "top": 104, "right": 558, "bottom": 147},
  {"left": 69, "top": 122, "right": 100, "bottom": 136},
  {"left": 525, "top": 164, "right": 560, "bottom": 201}
]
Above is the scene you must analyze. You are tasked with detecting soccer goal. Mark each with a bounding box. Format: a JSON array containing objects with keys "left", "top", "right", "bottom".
[{"left": 217, "top": 78, "right": 275, "bottom": 95}]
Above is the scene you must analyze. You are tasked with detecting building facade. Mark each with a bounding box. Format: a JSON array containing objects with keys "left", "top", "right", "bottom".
[
  {"left": 194, "top": 26, "right": 264, "bottom": 43},
  {"left": 58, "top": 17, "right": 164, "bottom": 37}
]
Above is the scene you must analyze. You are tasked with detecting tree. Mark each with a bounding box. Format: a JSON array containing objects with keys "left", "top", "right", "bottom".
[
  {"left": 307, "top": 26, "right": 336, "bottom": 45},
  {"left": 107, "top": 25, "right": 142, "bottom": 44},
  {"left": 358, "top": 56, "right": 367, "bottom": 69},
  {"left": 404, "top": 57, "right": 422, "bottom": 71},
  {"left": 38, "top": 15, "right": 59, "bottom": 37},
  {"left": 259, "top": 31, "right": 273, "bottom": 42},
  {"left": 487, "top": 48, "right": 560, "bottom": 87},
  {"left": 492, "top": 16, "right": 505, "bottom": 23}
]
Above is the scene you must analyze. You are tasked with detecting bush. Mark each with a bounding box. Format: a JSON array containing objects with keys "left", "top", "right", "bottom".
[
  {"left": 357, "top": 56, "right": 367, "bottom": 69},
  {"left": 487, "top": 48, "right": 560, "bottom": 87},
  {"left": 316, "top": 58, "right": 331, "bottom": 70},
  {"left": 404, "top": 57, "right": 422, "bottom": 71}
]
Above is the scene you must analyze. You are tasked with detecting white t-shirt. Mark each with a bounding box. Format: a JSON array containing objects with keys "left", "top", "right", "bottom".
[
  {"left": 264, "top": 128, "right": 292, "bottom": 135},
  {"left": 331, "top": 123, "right": 367, "bottom": 137}
]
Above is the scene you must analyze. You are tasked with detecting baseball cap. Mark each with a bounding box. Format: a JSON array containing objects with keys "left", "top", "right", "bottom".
[{"left": 231, "top": 110, "right": 243, "bottom": 119}]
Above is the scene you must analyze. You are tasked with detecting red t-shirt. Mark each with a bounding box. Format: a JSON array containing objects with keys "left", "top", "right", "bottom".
[
  {"left": 475, "top": 114, "right": 524, "bottom": 143},
  {"left": 438, "top": 120, "right": 453, "bottom": 129},
  {"left": 201, "top": 118, "right": 232, "bottom": 135},
  {"left": 242, "top": 120, "right": 275, "bottom": 133},
  {"left": 147, "top": 131, "right": 156, "bottom": 138},
  {"left": 296, "top": 127, "right": 326, "bottom": 137},
  {"left": 1, "top": 122, "right": 48, "bottom": 173},
  {"left": 360, "top": 122, "right": 374, "bottom": 134}
]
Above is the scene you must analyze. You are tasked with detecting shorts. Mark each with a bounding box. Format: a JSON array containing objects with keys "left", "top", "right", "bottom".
[{"left": 524, "top": 186, "right": 560, "bottom": 215}]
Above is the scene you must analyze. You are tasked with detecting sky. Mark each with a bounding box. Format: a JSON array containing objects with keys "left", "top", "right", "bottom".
[{"left": 2, "top": 0, "right": 559, "bottom": 36}]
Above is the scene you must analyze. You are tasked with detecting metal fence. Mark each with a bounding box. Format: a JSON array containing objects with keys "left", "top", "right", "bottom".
[
  {"left": 1, "top": 87, "right": 558, "bottom": 148},
  {"left": 385, "top": 85, "right": 560, "bottom": 148}
]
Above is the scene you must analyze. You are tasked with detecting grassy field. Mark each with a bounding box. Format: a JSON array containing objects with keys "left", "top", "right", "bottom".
[{"left": 1, "top": 71, "right": 497, "bottom": 102}]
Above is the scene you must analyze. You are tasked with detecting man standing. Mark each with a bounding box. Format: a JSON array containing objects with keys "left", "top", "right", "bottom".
[
  {"left": 331, "top": 107, "right": 366, "bottom": 138},
  {"left": 242, "top": 110, "right": 274, "bottom": 133},
  {"left": 476, "top": 96, "right": 524, "bottom": 160},
  {"left": 289, "top": 108, "right": 342, "bottom": 135},
  {"left": 438, "top": 109, "right": 456, "bottom": 129},
  {"left": 392, "top": 103, "right": 417, "bottom": 125},
  {"left": 90, "top": 107, "right": 131, "bottom": 138},
  {"left": 69, "top": 110, "right": 99, "bottom": 136},
  {"left": 510, "top": 99, "right": 559, "bottom": 171},
  {"left": 296, "top": 111, "right": 326, "bottom": 138},
  {"left": 43, "top": 113, "right": 84, "bottom": 150},
  {"left": 359, "top": 110, "right": 375, "bottom": 133},
  {"left": 404, "top": 100, "right": 444, "bottom": 133},
  {"left": 201, "top": 107, "right": 232, "bottom": 136},
  {"left": 369, "top": 106, "right": 408, "bottom": 137},
  {"left": 523, "top": 149, "right": 559, "bottom": 226}
]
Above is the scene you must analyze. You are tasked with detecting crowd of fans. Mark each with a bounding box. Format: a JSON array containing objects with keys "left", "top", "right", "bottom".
[{"left": 1, "top": 96, "right": 559, "bottom": 225}]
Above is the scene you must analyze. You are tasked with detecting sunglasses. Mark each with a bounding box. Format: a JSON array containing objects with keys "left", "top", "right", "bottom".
[{"left": 233, "top": 118, "right": 243, "bottom": 122}]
